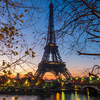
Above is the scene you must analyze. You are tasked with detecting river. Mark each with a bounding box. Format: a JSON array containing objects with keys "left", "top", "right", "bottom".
[{"left": 0, "top": 90, "right": 100, "bottom": 100}]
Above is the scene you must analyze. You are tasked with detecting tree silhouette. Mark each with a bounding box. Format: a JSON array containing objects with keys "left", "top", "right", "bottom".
[
  {"left": 54, "top": 0, "right": 100, "bottom": 56},
  {"left": 0, "top": 0, "right": 38, "bottom": 75}
]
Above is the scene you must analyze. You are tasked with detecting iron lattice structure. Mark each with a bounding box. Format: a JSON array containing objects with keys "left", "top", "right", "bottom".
[{"left": 34, "top": 3, "right": 72, "bottom": 79}]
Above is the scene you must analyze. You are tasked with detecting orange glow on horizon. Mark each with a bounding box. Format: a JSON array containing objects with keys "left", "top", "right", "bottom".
[
  {"left": 43, "top": 71, "right": 84, "bottom": 80},
  {"left": 0, "top": 69, "right": 84, "bottom": 79}
]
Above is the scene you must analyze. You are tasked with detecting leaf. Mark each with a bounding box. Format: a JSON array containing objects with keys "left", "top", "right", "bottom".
[
  {"left": 24, "top": 10, "right": 27, "bottom": 12},
  {"left": 16, "top": 52, "right": 18, "bottom": 55},
  {"left": 44, "top": 37, "right": 46, "bottom": 40},
  {"left": 13, "top": 13, "right": 18, "bottom": 19},
  {"left": 7, "top": 44, "right": 10, "bottom": 48},
  {"left": 2, "top": 60, "right": 5, "bottom": 66},
  {"left": 4, "top": 27, "right": 8, "bottom": 31},
  {"left": 7, "top": 40, "right": 10, "bottom": 43},
  {"left": 20, "top": 20, "right": 24, "bottom": 23},
  {"left": 25, "top": 51, "right": 29, "bottom": 55},
  {"left": 7, "top": 63, "right": 10, "bottom": 67},
  {"left": 14, "top": 21, "right": 16, "bottom": 25},
  {"left": 29, "top": 48, "right": 32, "bottom": 51},
  {"left": 20, "top": 34, "right": 23, "bottom": 36},
  {"left": 32, "top": 51, "right": 35, "bottom": 54},
  {"left": 14, "top": 7, "right": 17, "bottom": 10},
  {"left": 12, "top": 51, "right": 15, "bottom": 55},
  {"left": 15, "top": 2, "right": 19, "bottom": 5},
  {"left": 8, "top": 71, "right": 12, "bottom": 75},
  {"left": 32, "top": 51, "right": 35, "bottom": 57},
  {"left": 15, "top": 32, "right": 18, "bottom": 35},
  {"left": 19, "top": 13, "right": 24, "bottom": 17},
  {"left": 6, "top": 31, "right": 9, "bottom": 35},
  {"left": 32, "top": 54, "right": 35, "bottom": 57},
  {"left": 11, "top": 26, "right": 15, "bottom": 30},
  {"left": 10, "top": 31, "right": 14, "bottom": 37},
  {"left": 11, "top": 45, "right": 13, "bottom": 48},
  {"left": 1, "top": 27, "right": 4, "bottom": 32},
  {"left": 3, "top": 70, "right": 6, "bottom": 73},
  {"left": 12, "top": 37, "right": 14, "bottom": 40},
  {"left": 12, "top": 13, "right": 16, "bottom": 16},
  {"left": 11, "top": 3, "right": 14, "bottom": 6},
  {"left": 0, "top": 34, "right": 4, "bottom": 40}
]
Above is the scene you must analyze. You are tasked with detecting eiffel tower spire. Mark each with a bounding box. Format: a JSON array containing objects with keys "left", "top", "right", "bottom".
[
  {"left": 47, "top": 2, "right": 55, "bottom": 45},
  {"left": 34, "top": 3, "right": 72, "bottom": 79}
]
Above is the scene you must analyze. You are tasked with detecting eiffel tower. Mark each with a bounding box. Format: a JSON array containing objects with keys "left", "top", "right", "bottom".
[{"left": 34, "top": 2, "right": 72, "bottom": 80}]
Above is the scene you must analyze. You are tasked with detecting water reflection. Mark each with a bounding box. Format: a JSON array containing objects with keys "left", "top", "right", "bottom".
[
  {"left": 75, "top": 90, "right": 80, "bottom": 100},
  {"left": 86, "top": 88, "right": 90, "bottom": 100},
  {"left": 11, "top": 96, "right": 15, "bottom": 100},
  {"left": 61, "top": 92, "right": 65, "bottom": 100},
  {"left": 55, "top": 90, "right": 93, "bottom": 100},
  {"left": 0, "top": 90, "right": 100, "bottom": 100},
  {"left": 56, "top": 93, "right": 60, "bottom": 100},
  {"left": 71, "top": 93, "right": 74, "bottom": 100}
]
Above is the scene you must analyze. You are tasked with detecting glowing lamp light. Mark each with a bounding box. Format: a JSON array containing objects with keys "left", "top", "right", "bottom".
[
  {"left": 97, "top": 78, "right": 99, "bottom": 80},
  {"left": 31, "top": 77, "right": 35, "bottom": 80},
  {"left": 51, "top": 83, "right": 53, "bottom": 86},
  {"left": 81, "top": 80, "right": 83, "bottom": 83},
  {"left": 43, "top": 86, "right": 45, "bottom": 88},
  {"left": 89, "top": 77, "right": 92, "bottom": 81},
  {"left": 72, "top": 80, "right": 75, "bottom": 83},
  {"left": 45, "top": 83, "right": 48, "bottom": 86},
  {"left": 36, "top": 83, "right": 38, "bottom": 86},
  {"left": 61, "top": 82, "right": 64, "bottom": 86},
  {"left": 75, "top": 77, "right": 78, "bottom": 80},
  {"left": 6, "top": 79, "right": 11, "bottom": 85},
  {"left": 58, "top": 79, "right": 60, "bottom": 82},
  {"left": 24, "top": 79, "right": 30, "bottom": 86},
  {"left": 82, "top": 77, "right": 84, "bottom": 80},
  {"left": 57, "top": 76, "right": 59, "bottom": 79},
  {"left": 62, "top": 78, "right": 64, "bottom": 81},
  {"left": 14, "top": 80, "right": 16, "bottom": 82},
  {"left": 70, "top": 78, "right": 73, "bottom": 80},
  {"left": 25, "top": 80, "right": 28, "bottom": 84}
]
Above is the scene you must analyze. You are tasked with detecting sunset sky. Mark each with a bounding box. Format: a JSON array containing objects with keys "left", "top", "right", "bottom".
[
  {"left": 0, "top": 0, "right": 100, "bottom": 79},
  {"left": 20, "top": 1, "right": 100, "bottom": 79}
]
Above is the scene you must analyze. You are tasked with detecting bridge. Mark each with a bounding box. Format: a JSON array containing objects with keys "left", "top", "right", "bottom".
[{"left": 71, "top": 83, "right": 100, "bottom": 94}]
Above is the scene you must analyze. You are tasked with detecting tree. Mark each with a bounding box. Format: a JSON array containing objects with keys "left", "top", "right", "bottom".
[
  {"left": 25, "top": 72, "right": 34, "bottom": 78},
  {"left": 0, "top": 0, "right": 39, "bottom": 75},
  {"left": 53, "top": 0, "right": 100, "bottom": 56}
]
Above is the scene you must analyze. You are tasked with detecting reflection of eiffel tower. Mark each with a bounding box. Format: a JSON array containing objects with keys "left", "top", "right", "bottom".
[{"left": 34, "top": 2, "right": 72, "bottom": 79}]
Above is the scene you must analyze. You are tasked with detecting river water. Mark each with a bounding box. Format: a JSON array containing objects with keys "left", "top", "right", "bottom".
[{"left": 0, "top": 91, "right": 100, "bottom": 100}]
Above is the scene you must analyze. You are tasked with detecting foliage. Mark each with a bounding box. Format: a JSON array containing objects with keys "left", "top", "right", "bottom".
[{"left": 0, "top": 0, "right": 38, "bottom": 74}]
